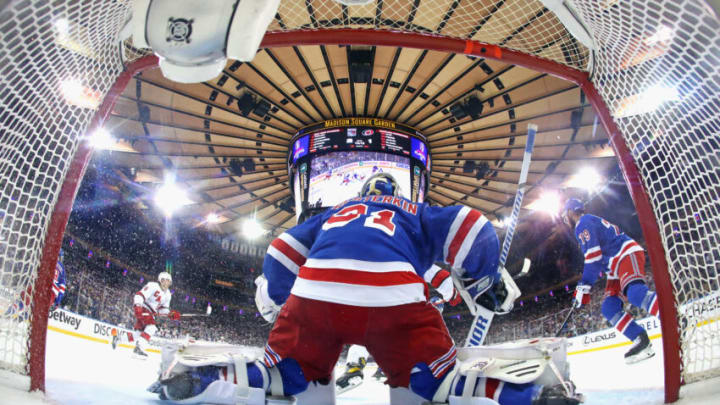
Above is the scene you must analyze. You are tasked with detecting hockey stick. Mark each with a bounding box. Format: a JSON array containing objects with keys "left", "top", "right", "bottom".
[
  {"left": 463, "top": 124, "right": 537, "bottom": 347},
  {"left": 555, "top": 306, "right": 575, "bottom": 336}
]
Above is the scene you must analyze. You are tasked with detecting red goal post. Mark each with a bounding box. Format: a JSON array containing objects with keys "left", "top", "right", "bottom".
[{"left": 1, "top": 1, "right": 718, "bottom": 403}]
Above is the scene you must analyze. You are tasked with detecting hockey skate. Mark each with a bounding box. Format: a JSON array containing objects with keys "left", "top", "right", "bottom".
[
  {"left": 371, "top": 366, "right": 386, "bottom": 382},
  {"left": 336, "top": 359, "right": 365, "bottom": 394},
  {"left": 133, "top": 344, "right": 149, "bottom": 359},
  {"left": 533, "top": 382, "right": 584, "bottom": 405},
  {"left": 624, "top": 331, "right": 654, "bottom": 364}
]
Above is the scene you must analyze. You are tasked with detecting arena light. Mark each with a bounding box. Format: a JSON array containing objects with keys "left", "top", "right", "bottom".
[
  {"left": 566, "top": 167, "right": 603, "bottom": 192},
  {"left": 54, "top": 18, "right": 69, "bottom": 36},
  {"left": 88, "top": 128, "right": 116, "bottom": 150},
  {"left": 644, "top": 25, "right": 674, "bottom": 45},
  {"left": 154, "top": 178, "right": 192, "bottom": 218},
  {"left": 527, "top": 191, "right": 562, "bottom": 216},
  {"left": 60, "top": 78, "right": 102, "bottom": 109},
  {"left": 206, "top": 212, "right": 220, "bottom": 224},
  {"left": 614, "top": 84, "right": 679, "bottom": 117},
  {"left": 242, "top": 218, "right": 267, "bottom": 240}
]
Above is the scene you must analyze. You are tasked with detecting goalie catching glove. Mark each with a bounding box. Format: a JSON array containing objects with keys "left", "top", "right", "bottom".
[
  {"left": 454, "top": 267, "right": 522, "bottom": 315},
  {"left": 254, "top": 275, "right": 282, "bottom": 323}
]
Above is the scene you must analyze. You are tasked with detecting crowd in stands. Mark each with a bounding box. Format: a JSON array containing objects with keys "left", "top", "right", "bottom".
[{"left": 59, "top": 233, "right": 657, "bottom": 350}]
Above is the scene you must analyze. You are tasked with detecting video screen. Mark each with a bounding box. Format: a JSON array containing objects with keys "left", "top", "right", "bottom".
[
  {"left": 411, "top": 137, "right": 429, "bottom": 169},
  {"left": 292, "top": 135, "right": 309, "bottom": 163},
  {"left": 308, "top": 151, "right": 411, "bottom": 208}
]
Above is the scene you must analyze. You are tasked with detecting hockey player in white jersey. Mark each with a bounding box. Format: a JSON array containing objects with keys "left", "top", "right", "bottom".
[
  {"left": 113, "top": 272, "right": 179, "bottom": 356},
  {"left": 147, "top": 174, "right": 582, "bottom": 404}
]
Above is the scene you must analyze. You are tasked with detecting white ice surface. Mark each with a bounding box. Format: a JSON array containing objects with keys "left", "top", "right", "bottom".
[{"left": 1, "top": 328, "right": 718, "bottom": 404}]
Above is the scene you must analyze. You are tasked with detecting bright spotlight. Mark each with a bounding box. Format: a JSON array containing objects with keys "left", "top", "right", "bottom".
[
  {"left": 88, "top": 128, "right": 115, "bottom": 150},
  {"left": 528, "top": 192, "right": 562, "bottom": 216},
  {"left": 54, "top": 18, "right": 69, "bottom": 36},
  {"left": 206, "top": 212, "right": 220, "bottom": 224},
  {"left": 566, "top": 167, "right": 603, "bottom": 192},
  {"left": 60, "top": 78, "right": 102, "bottom": 109},
  {"left": 154, "top": 179, "right": 192, "bottom": 218},
  {"left": 615, "top": 84, "right": 679, "bottom": 117},
  {"left": 242, "top": 218, "right": 266, "bottom": 240}
]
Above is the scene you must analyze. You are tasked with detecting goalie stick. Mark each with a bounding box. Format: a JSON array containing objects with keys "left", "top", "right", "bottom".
[{"left": 461, "top": 124, "right": 537, "bottom": 347}]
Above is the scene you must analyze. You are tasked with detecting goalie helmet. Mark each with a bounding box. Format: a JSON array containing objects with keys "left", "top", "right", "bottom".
[
  {"left": 360, "top": 173, "right": 400, "bottom": 197},
  {"left": 158, "top": 272, "right": 173, "bottom": 284}
]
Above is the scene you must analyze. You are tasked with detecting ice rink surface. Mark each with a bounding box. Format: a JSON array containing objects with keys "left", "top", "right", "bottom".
[{"left": 1, "top": 328, "right": 718, "bottom": 404}]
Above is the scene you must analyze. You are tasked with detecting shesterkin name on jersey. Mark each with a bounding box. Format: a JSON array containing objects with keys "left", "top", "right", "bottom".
[{"left": 333, "top": 195, "right": 418, "bottom": 215}]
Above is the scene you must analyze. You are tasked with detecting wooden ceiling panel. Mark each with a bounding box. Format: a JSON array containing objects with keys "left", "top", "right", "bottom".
[{"left": 107, "top": 31, "right": 611, "bottom": 235}]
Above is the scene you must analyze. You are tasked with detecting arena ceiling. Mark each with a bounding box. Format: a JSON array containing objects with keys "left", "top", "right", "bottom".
[{"left": 101, "top": 0, "right": 620, "bottom": 238}]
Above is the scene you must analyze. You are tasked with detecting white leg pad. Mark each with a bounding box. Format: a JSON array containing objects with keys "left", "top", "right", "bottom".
[
  {"left": 295, "top": 371, "right": 335, "bottom": 405},
  {"left": 389, "top": 387, "right": 428, "bottom": 405},
  {"left": 448, "top": 396, "right": 500, "bottom": 405}
]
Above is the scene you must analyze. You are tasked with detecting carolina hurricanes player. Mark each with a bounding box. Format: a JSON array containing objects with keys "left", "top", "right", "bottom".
[
  {"left": 562, "top": 198, "right": 658, "bottom": 363},
  {"left": 113, "top": 272, "right": 179, "bottom": 356},
  {"left": 153, "top": 173, "right": 579, "bottom": 405}
]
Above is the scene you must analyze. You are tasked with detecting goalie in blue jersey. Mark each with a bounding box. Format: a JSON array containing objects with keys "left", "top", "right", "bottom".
[{"left": 151, "top": 173, "right": 581, "bottom": 405}]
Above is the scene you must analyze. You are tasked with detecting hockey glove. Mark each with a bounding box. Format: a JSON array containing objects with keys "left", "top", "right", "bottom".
[
  {"left": 573, "top": 284, "right": 591, "bottom": 308},
  {"left": 134, "top": 305, "right": 145, "bottom": 318},
  {"left": 475, "top": 267, "right": 522, "bottom": 315},
  {"left": 430, "top": 268, "right": 462, "bottom": 306},
  {"left": 254, "top": 275, "right": 282, "bottom": 323},
  {"left": 168, "top": 310, "right": 181, "bottom": 320},
  {"left": 429, "top": 296, "right": 445, "bottom": 313}
]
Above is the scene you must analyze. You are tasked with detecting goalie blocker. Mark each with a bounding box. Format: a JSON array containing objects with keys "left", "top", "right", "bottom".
[{"left": 148, "top": 338, "right": 582, "bottom": 405}]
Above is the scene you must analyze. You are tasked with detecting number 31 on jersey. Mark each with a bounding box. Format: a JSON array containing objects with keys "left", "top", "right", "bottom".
[{"left": 322, "top": 204, "right": 396, "bottom": 236}]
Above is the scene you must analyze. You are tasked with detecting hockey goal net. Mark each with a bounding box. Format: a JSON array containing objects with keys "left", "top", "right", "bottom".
[{"left": 0, "top": 0, "right": 717, "bottom": 401}]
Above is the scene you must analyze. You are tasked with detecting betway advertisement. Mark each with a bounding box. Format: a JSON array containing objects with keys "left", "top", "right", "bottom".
[{"left": 48, "top": 307, "right": 131, "bottom": 343}]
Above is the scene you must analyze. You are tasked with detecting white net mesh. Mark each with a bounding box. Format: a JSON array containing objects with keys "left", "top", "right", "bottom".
[
  {"left": 0, "top": 0, "right": 136, "bottom": 376},
  {"left": 569, "top": 0, "right": 720, "bottom": 383},
  {"left": 273, "top": 0, "right": 590, "bottom": 69},
  {"left": 0, "top": 0, "right": 718, "bottom": 390}
]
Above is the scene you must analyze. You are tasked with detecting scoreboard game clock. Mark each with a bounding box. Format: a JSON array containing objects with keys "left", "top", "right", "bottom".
[{"left": 289, "top": 118, "right": 431, "bottom": 220}]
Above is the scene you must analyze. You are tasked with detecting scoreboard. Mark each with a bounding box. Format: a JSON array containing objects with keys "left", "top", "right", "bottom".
[
  {"left": 288, "top": 118, "right": 430, "bottom": 220},
  {"left": 291, "top": 118, "right": 428, "bottom": 168}
]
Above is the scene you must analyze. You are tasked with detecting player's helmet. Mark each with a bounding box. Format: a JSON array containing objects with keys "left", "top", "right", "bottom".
[
  {"left": 562, "top": 198, "right": 585, "bottom": 225},
  {"left": 158, "top": 272, "right": 173, "bottom": 284},
  {"left": 360, "top": 173, "right": 400, "bottom": 197}
]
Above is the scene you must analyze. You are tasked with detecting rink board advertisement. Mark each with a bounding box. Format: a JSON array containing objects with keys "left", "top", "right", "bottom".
[{"left": 48, "top": 307, "right": 133, "bottom": 346}]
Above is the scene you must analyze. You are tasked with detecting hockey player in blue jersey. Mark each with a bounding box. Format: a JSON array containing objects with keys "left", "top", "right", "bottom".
[
  {"left": 51, "top": 248, "right": 67, "bottom": 311},
  {"left": 152, "top": 173, "right": 580, "bottom": 405},
  {"left": 562, "top": 198, "right": 659, "bottom": 364}
]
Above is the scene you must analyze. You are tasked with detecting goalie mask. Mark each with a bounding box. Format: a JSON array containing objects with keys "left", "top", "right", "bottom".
[{"left": 360, "top": 173, "right": 400, "bottom": 197}]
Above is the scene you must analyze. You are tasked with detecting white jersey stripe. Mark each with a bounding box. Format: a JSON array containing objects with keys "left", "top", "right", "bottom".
[
  {"left": 303, "top": 258, "right": 414, "bottom": 273},
  {"left": 278, "top": 233, "right": 309, "bottom": 258},
  {"left": 453, "top": 215, "right": 488, "bottom": 269},
  {"left": 423, "top": 264, "right": 443, "bottom": 284},
  {"left": 443, "top": 207, "right": 470, "bottom": 263},
  {"left": 267, "top": 245, "right": 300, "bottom": 275},
  {"left": 291, "top": 278, "right": 425, "bottom": 307}
]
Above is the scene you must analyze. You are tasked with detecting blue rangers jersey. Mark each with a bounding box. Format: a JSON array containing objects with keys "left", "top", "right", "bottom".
[
  {"left": 574, "top": 214, "right": 643, "bottom": 285},
  {"left": 52, "top": 261, "right": 67, "bottom": 306},
  {"left": 263, "top": 195, "right": 500, "bottom": 307}
]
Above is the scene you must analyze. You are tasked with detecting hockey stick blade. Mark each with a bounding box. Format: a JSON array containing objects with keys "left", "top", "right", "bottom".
[{"left": 512, "top": 258, "right": 532, "bottom": 280}]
